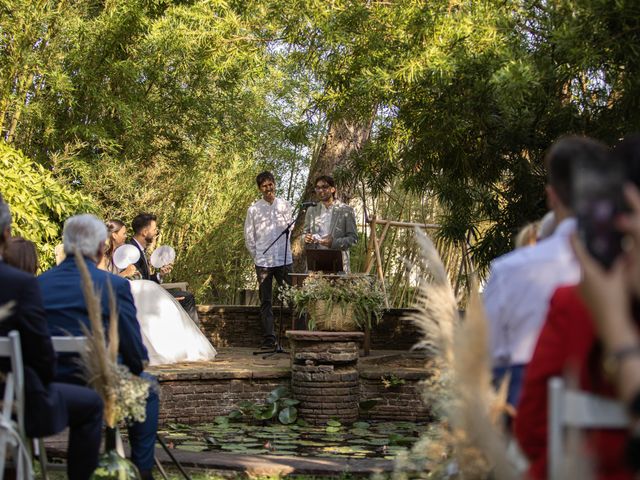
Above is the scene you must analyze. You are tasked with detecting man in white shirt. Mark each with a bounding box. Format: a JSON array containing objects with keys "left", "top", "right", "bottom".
[
  {"left": 303, "top": 175, "right": 358, "bottom": 272},
  {"left": 483, "top": 136, "right": 610, "bottom": 408},
  {"left": 244, "top": 171, "right": 293, "bottom": 349}
]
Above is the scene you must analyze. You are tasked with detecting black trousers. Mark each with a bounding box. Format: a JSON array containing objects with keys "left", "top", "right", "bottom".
[
  {"left": 52, "top": 383, "right": 103, "bottom": 480},
  {"left": 167, "top": 289, "right": 199, "bottom": 325},
  {"left": 255, "top": 264, "right": 292, "bottom": 343}
]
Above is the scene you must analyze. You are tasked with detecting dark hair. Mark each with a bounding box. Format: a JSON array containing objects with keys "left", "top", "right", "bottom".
[
  {"left": 105, "top": 219, "right": 126, "bottom": 259},
  {"left": 314, "top": 175, "right": 337, "bottom": 199},
  {"left": 613, "top": 134, "right": 640, "bottom": 187},
  {"left": 544, "top": 136, "right": 610, "bottom": 208},
  {"left": 4, "top": 237, "right": 38, "bottom": 274},
  {"left": 256, "top": 171, "right": 275, "bottom": 187},
  {"left": 131, "top": 213, "right": 157, "bottom": 235}
]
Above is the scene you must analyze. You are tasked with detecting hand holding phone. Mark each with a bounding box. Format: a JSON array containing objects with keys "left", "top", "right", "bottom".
[{"left": 574, "top": 159, "right": 626, "bottom": 269}]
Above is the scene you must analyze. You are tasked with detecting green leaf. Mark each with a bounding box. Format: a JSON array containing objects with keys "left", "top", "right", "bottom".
[
  {"left": 278, "top": 406, "right": 298, "bottom": 425},
  {"left": 266, "top": 386, "right": 289, "bottom": 404}
]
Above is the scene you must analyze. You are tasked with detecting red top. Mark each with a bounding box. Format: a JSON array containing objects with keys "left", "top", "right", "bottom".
[{"left": 514, "top": 285, "right": 632, "bottom": 480}]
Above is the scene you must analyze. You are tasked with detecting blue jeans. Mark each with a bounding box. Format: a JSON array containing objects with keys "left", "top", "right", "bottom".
[
  {"left": 127, "top": 372, "right": 159, "bottom": 472},
  {"left": 492, "top": 364, "right": 527, "bottom": 408}
]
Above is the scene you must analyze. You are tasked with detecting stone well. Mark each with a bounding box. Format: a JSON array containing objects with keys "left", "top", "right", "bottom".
[{"left": 287, "top": 330, "right": 364, "bottom": 425}]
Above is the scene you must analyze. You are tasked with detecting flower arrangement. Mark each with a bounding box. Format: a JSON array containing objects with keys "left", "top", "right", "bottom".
[{"left": 281, "top": 273, "right": 385, "bottom": 331}]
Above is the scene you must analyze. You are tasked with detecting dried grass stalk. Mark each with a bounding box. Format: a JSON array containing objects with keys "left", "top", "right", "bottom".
[
  {"left": 74, "top": 249, "right": 119, "bottom": 427},
  {"left": 394, "top": 229, "right": 516, "bottom": 479}
]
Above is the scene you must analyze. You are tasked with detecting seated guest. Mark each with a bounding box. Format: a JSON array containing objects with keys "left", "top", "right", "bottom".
[
  {"left": 483, "top": 137, "right": 597, "bottom": 411},
  {"left": 572, "top": 182, "right": 640, "bottom": 474},
  {"left": 38, "top": 214, "right": 159, "bottom": 480},
  {"left": 4, "top": 236, "right": 38, "bottom": 273},
  {"left": 128, "top": 213, "right": 199, "bottom": 324},
  {"left": 97, "top": 219, "right": 138, "bottom": 278},
  {"left": 515, "top": 136, "right": 640, "bottom": 480},
  {"left": 0, "top": 197, "right": 103, "bottom": 480}
]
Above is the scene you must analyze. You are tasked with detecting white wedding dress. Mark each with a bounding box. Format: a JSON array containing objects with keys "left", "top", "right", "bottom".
[{"left": 129, "top": 280, "right": 217, "bottom": 365}]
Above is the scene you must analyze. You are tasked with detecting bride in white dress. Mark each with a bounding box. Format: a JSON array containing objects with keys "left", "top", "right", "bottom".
[
  {"left": 129, "top": 279, "right": 217, "bottom": 366},
  {"left": 100, "top": 220, "right": 217, "bottom": 365}
]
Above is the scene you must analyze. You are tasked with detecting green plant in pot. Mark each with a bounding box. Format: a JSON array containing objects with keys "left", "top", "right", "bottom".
[{"left": 281, "top": 273, "right": 385, "bottom": 331}]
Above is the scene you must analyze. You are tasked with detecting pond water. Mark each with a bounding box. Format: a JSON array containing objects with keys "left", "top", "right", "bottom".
[{"left": 157, "top": 420, "right": 427, "bottom": 459}]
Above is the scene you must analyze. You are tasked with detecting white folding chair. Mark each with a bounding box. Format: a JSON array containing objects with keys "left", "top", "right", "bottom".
[
  {"left": 0, "top": 331, "right": 33, "bottom": 480},
  {"left": 47, "top": 336, "right": 179, "bottom": 480},
  {"left": 548, "top": 376, "right": 629, "bottom": 480},
  {"left": 34, "top": 336, "right": 96, "bottom": 478}
]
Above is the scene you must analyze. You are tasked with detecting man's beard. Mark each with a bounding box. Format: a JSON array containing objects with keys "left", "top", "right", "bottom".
[{"left": 144, "top": 234, "right": 155, "bottom": 245}]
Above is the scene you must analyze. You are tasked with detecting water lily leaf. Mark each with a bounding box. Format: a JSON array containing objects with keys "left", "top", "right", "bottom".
[
  {"left": 280, "top": 398, "right": 300, "bottom": 407},
  {"left": 175, "top": 444, "right": 204, "bottom": 452},
  {"left": 167, "top": 423, "right": 190, "bottom": 431},
  {"left": 325, "top": 426, "right": 341, "bottom": 433},
  {"left": 278, "top": 406, "right": 298, "bottom": 424},
  {"left": 214, "top": 416, "right": 229, "bottom": 425},
  {"left": 326, "top": 420, "right": 341, "bottom": 427},
  {"left": 352, "top": 421, "right": 370, "bottom": 429},
  {"left": 369, "top": 438, "right": 390, "bottom": 446},
  {"left": 349, "top": 428, "right": 370, "bottom": 436},
  {"left": 254, "top": 402, "right": 278, "bottom": 420},
  {"left": 228, "top": 410, "right": 243, "bottom": 421},
  {"left": 296, "top": 419, "right": 310, "bottom": 427},
  {"left": 266, "top": 386, "right": 289, "bottom": 404}
]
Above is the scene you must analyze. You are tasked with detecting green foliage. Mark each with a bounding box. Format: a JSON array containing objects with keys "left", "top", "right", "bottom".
[
  {"left": 4, "top": 0, "right": 640, "bottom": 289},
  {"left": 281, "top": 274, "right": 385, "bottom": 330},
  {"left": 227, "top": 386, "right": 299, "bottom": 425},
  {"left": 381, "top": 374, "right": 406, "bottom": 389},
  {"left": 0, "top": 142, "right": 96, "bottom": 269}
]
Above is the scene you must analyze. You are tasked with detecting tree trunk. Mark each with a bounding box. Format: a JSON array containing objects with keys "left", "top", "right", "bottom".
[{"left": 292, "top": 115, "right": 373, "bottom": 272}]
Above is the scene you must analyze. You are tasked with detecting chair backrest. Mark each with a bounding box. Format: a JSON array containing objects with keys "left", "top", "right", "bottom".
[
  {"left": 548, "top": 376, "right": 629, "bottom": 480},
  {"left": 0, "top": 332, "right": 25, "bottom": 439},
  {"left": 50, "top": 336, "right": 88, "bottom": 354},
  {"left": 0, "top": 330, "right": 33, "bottom": 479}
]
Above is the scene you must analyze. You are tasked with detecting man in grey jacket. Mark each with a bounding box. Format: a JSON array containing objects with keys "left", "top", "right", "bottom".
[{"left": 304, "top": 175, "right": 358, "bottom": 272}]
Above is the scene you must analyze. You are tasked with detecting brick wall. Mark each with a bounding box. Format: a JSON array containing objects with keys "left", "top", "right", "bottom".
[
  {"left": 155, "top": 364, "right": 431, "bottom": 425},
  {"left": 198, "top": 305, "right": 421, "bottom": 350},
  {"left": 157, "top": 372, "right": 290, "bottom": 425},
  {"left": 359, "top": 372, "right": 431, "bottom": 422}
]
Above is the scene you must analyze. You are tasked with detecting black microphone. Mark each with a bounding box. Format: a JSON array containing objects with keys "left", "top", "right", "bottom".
[{"left": 300, "top": 201, "right": 317, "bottom": 208}]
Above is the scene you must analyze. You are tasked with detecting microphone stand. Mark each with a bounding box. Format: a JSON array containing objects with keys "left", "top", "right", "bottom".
[{"left": 253, "top": 202, "right": 308, "bottom": 358}]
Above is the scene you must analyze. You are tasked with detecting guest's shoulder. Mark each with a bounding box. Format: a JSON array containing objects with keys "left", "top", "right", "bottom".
[
  {"left": 0, "top": 261, "right": 34, "bottom": 285},
  {"left": 488, "top": 247, "right": 528, "bottom": 274},
  {"left": 550, "top": 284, "right": 583, "bottom": 310}
]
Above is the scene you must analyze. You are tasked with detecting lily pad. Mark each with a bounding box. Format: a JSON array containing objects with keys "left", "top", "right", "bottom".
[
  {"left": 278, "top": 406, "right": 298, "bottom": 424},
  {"left": 352, "top": 421, "right": 371, "bottom": 429},
  {"left": 326, "top": 419, "right": 341, "bottom": 427},
  {"left": 175, "top": 444, "right": 204, "bottom": 453}
]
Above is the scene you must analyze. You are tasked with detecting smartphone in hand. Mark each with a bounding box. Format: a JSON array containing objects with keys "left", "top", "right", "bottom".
[{"left": 574, "top": 158, "right": 626, "bottom": 269}]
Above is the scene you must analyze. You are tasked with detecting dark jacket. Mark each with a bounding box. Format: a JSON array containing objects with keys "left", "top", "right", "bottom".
[
  {"left": 0, "top": 260, "right": 68, "bottom": 437},
  {"left": 38, "top": 256, "right": 148, "bottom": 382},
  {"left": 128, "top": 239, "right": 159, "bottom": 283}
]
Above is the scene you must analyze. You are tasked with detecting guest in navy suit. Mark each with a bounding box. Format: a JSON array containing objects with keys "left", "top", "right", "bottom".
[
  {"left": 0, "top": 196, "right": 102, "bottom": 480},
  {"left": 38, "top": 214, "right": 160, "bottom": 480}
]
